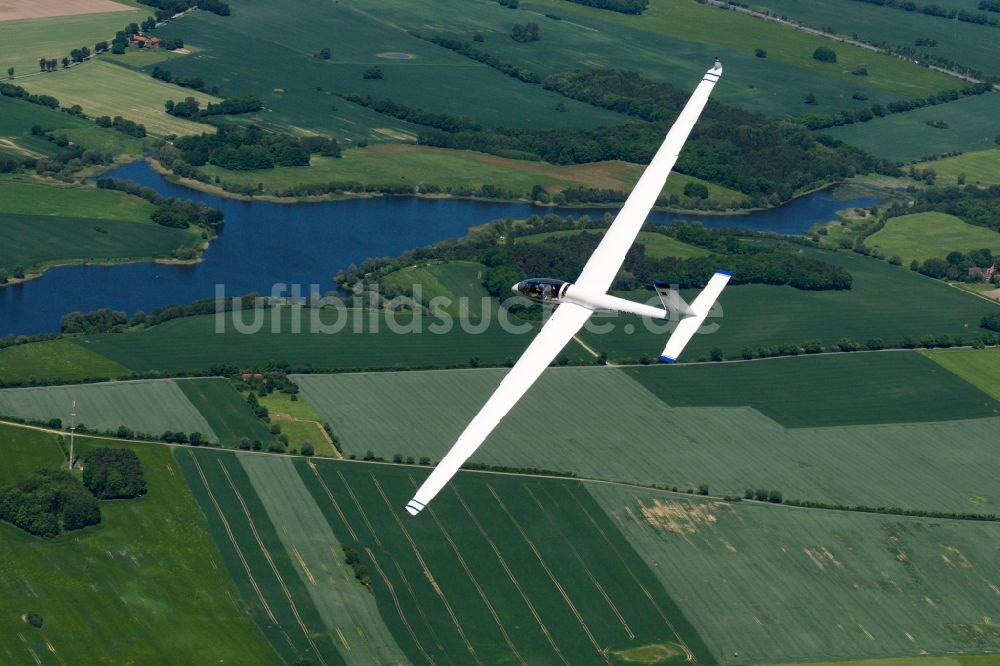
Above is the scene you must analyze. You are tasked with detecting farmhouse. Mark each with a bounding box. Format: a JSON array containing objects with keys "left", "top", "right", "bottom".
[
  {"left": 968, "top": 264, "right": 996, "bottom": 281},
  {"left": 129, "top": 34, "right": 160, "bottom": 49}
]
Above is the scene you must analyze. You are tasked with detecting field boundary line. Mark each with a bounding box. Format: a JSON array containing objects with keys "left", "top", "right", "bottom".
[
  {"left": 450, "top": 485, "right": 569, "bottom": 663},
  {"left": 409, "top": 476, "right": 526, "bottom": 665},
  {"left": 370, "top": 474, "right": 482, "bottom": 665},
  {"left": 558, "top": 485, "right": 695, "bottom": 661},
  {"left": 364, "top": 547, "right": 436, "bottom": 665},
  {"left": 306, "top": 461, "right": 359, "bottom": 542},
  {"left": 335, "top": 468, "right": 382, "bottom": 545},
  {"left": 525, "top": 485, "right": 635, "bottom": 640},
  {"left": 486, "top": 483, "right": 609, "bottom": 663},
  {"left": 217, "top": 459, "right": 328, "bottom": 666}
]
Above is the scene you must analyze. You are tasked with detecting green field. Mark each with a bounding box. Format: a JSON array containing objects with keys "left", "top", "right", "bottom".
[
  {"left": 924, "top": 347, "right": 1000, "bottom": 401},
  {"left": 259, "top": 390, "right": 338, "bottom": 457},
  {"left": 577, "top": 244, "right": 1000, "bottom": 362},
  {"left": 175, "top": 378, "right": 275, "bottom": 447},
  {"left": 918, "top": 149, "right": 1000, "bottom": 187},
  {"left": 0, "top": 427, "right": 277, "bottom": 665},
  {"left": 177, "top": 448, "right": 711, "bottom": 664},
  {"left": 200, "top": 144, "right": 746, "bottom": 205},
  {"left": 294, "top": 362, "right": 1000, "bottom": 513},
  {"left": 0, "top": 379, "right": 217, "bottom": 440},
  {"left": 73, "top": 305, "right": 591, "bottom": 372},
  {"left": 0, "top": 424, "right": 65, "bottom": 485},
  {"left": 0, "top": 340, "right": 129, "bottom": 384},
  {"left": 591, "top": 485, "right": 1000, "bottom": 664},
  {"left": 747, "top": 0, "right": 1000, "bottom": 79},
  {"left": 146, "top": 0, "right": 629, "bottom": 143},
  {"left": 623, "top": 350, "right": 1000, "bottom": 427},
  {"left": 0, "top": 8, "right": 140, "bottom": 81},
  {"left": 0, "top": 94, "right": 144, "bottom": 157},
  {"left": 764, "top": 658, "right": 1000, "bottom": 666},
  {"left": 520, "top": 229, "right": 711, "bottom": 259},
  {"left": 866, "top": 212, "right": 1000, "bottom": 265},
  {"left": 352, "top": 0, "right": 946, "bottom": 118},
  {"left": 20, "top": 60, "right": 219, "bottom": 137},
  {"left": 379, "top": 260, "right": 492, "bottom": 318},
  {"left": 0, "top": 178, "right": 200, "bottom": 272},
  {"left": 821, "top": 93, "right": 1000, "bottom": 163}
]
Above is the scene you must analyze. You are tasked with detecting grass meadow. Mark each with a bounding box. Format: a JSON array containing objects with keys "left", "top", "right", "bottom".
[
  {"left": 0, "top": 8, "right": 139, "bottom": 79},
  {"left": 0, "top": 429, "right": 276, "bottom": 665},
  {"left": 73, "top": 306, "right": 591, "bottom": 372},
  {"left": 20, "top": 60, "right": 219, "bottom": 137},
  {"left": 258, "top": 390, "right": 338, "bottom": 457},
  {"left": 591, "top": 485, "right": 1000, "bottom": 664},
  {"left": 0, "top": 95, "right": 144, "bottom": 157},
  {"left": 177, "top": 448, "right": 710, "bottom": 664},
  {"left": 293, "top": 361, "right": 1000, "bottom": 514},
  {"left": 576, "top": 245, "right": 999, "bottom": 362},
  {"left": 866, "top": 212, "right": 1000, "bottom": 265},
  {"left": 520, "top": 229, "right": 711, "bottom": 259},
  {"left": 0, "top": 340, "right": 129, "bottom": 384},
  {"left": 199, "top": 144, "right": 744, "bottom": 204},
  {"left": 0, "top": 179, "right": 154, "bottom": 220},
  {"left": 0, "top": 379, "right": 217, "bottom": 440},
  {"left": 0, "top": 423, "right": 65, "bottom": 485},
  {"left": 821, "top": 93, "right": 1000, "bottom": 163},
  {"left": 918, "top": 149, "right": 1000, "bottom": 187}
]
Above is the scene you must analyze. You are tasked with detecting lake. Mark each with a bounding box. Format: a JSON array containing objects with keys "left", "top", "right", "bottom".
[{"left": 0, "top": 161, "right": 878, "bottom": 335}]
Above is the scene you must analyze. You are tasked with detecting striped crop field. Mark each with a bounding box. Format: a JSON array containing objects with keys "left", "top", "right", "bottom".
[
  {"left": 589, "top": 485, "right": 1000, "bottom": 664},
  {"left": 174, "top": 378, "right": 275, "bottom": 447},
  {"left": 294, "top": 358, "right": 1000, "bottom": 514},
  {"left": 176, "top": 448, "right": 710, "bottom": 665},
  {"left": 0, "top": 379, "right": 216, "bottom": 440}
]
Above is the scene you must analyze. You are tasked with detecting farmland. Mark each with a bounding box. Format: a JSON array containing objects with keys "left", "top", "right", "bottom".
[
  {"left": 20, "top": 60, "right": 219, "bottom": 137},
  {"left": 746, "top": 0, "right": 1000, "bottom": 78},
  {"left": 576, "top": 245, "right": 1000, "bottom": 362},
  {"left": 590, "top": 485, "right": 1000, "bottom": 664},
  {"left": 520, "top": 229, "right": 711, "bottom": 260},
  {"left": 174, "top": 377, "right": 274, "bottom": 447},
  {"left": 0, "top": 427, "right": 277, "bottom": 665},
  {"left": 866, "top": 212, "right": 1000, "bottom": 265},
  {"left": 0, "top": 339, "right": 129, "bottom": 384},
  {"left": 73, "top": 306, "right": 591, "bottom": 373},
  {"left": 622, "top": 350, "right": 1000, "bottom": 428},
  {"left": 0, "top": 6, "right": 138, "bottom": 79},
  {"left": 0, "top": 94, "right": 144, "bottom": 157},
  {"left": 0, "top": 423, "right": 64, "bottom": 485},
  {"left": 379, "top": 260, "right": 492, "bottom": 318},
  {"left": 177, "top": 448, "right": 710, "bottom": 664},
  {"left": 294, "top": 361, "right": 1000, "bottom": 513},
  {"left": 918, "top": 149, "right": 1000, "bottom": 187},
  {"left": 199, "top": 143, "right": 744, "bottom": 204},
  {"left": 821, "top": 92, "right": 1000, "bottom": 163},
  {"left": 0, "top": 379, "right": 217, "bottom": 440},
  {"left": 924, "top": 348, "right": 1000, "bottom": 401}
]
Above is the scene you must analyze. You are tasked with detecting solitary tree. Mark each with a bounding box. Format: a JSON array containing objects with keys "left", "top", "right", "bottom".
[
  {"left": 813, "top": 46, "right": 837, "bottom": 63},
  {"left": 39, "top": 57, "right": 46, "bottom": 72},
  {"left": 61, "top": 57, "right": 70, "bottom": 68},
  {"left": 301, "top": 443, "right": 315, "bottom": 456},
  {"left": 804, "top": 92, "right": 818, "bottom": 105},
  {"left": 316, "top": 47, "right": 331, "bottom": 59},
  {"left": 754, "top": 48, "right": 767, "bottom": 58},
  {"left": 6, "top": 67, "right": 13, "bottom": 79}
]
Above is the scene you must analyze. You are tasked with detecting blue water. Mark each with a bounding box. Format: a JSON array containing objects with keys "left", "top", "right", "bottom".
[{"left": 0, "top": 161, "right": 877, "bottom": 335}]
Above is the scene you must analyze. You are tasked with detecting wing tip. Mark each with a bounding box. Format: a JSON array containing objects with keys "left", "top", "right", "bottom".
[
  {"left": 659, "top": 355, "right": 677, "bottom": 364},
  {"left": 653, "top": 279, "right": 670, "bottom": 289},
  {"left": 715, "top": 269, "right": 732, "bottom": 277},
  {"left": 404, "top": 499, "right": 425, "bottom": 516}
]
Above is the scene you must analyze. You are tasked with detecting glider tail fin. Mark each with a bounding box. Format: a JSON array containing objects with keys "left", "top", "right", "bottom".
[
  {"left": 658, "top": 271, "right": 731, "bottom": 364},
  {"left": 653, "top": 280, "right": 694, "bottom": 317}
]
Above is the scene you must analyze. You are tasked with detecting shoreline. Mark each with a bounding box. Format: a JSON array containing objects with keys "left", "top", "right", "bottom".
[
  {"left": 0, "top": 251, "right": 206, "bottom": 290},
  {"left": 141, "top": 157, "right": 845, "bottom": 216}
]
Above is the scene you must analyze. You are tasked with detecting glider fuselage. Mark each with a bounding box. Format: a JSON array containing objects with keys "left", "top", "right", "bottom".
[{"left": 513, "top": 278, "right": 668, "bottom": 319}]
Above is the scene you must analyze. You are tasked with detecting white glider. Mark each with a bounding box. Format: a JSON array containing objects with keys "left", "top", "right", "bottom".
[{"left": 405, "top": 60, "right": 729, "bottom": 516}]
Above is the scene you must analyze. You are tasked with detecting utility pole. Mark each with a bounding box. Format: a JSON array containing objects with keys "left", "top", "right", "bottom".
[{"left": 69, "top": 400, "right": 76, "bottom": 471}]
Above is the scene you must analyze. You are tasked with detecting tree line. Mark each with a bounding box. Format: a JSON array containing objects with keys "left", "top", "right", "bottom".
[
  {"left": 97, "top": 177, "right": 224, "bottom": 230},
  {"left": 564, "top": 0, "right": 648, "bottom": 14},
  {"left": 165, "top": 93, "right": 263, "bottom": 120},
  {"left": 847, "top": 0, "right": 999, "bottom": 27},
  {"left": 137, "top": 0, "right": 230, "bottom": 21},
  {"left": 414, "top": 34, "right": 542, "bottom": 84},
  {"left": 166, "top": 124, "right": 340, "bottom": 171}
]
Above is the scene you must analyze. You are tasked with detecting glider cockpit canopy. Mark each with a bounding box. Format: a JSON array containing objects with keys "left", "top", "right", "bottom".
[{"left": 514, "top": 278, "right": 570, "bottom": 303}]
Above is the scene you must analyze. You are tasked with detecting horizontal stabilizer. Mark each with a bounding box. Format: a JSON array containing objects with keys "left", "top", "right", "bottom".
[{"left": 659, "top": 271, "right": 731, "bottom": 363}]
